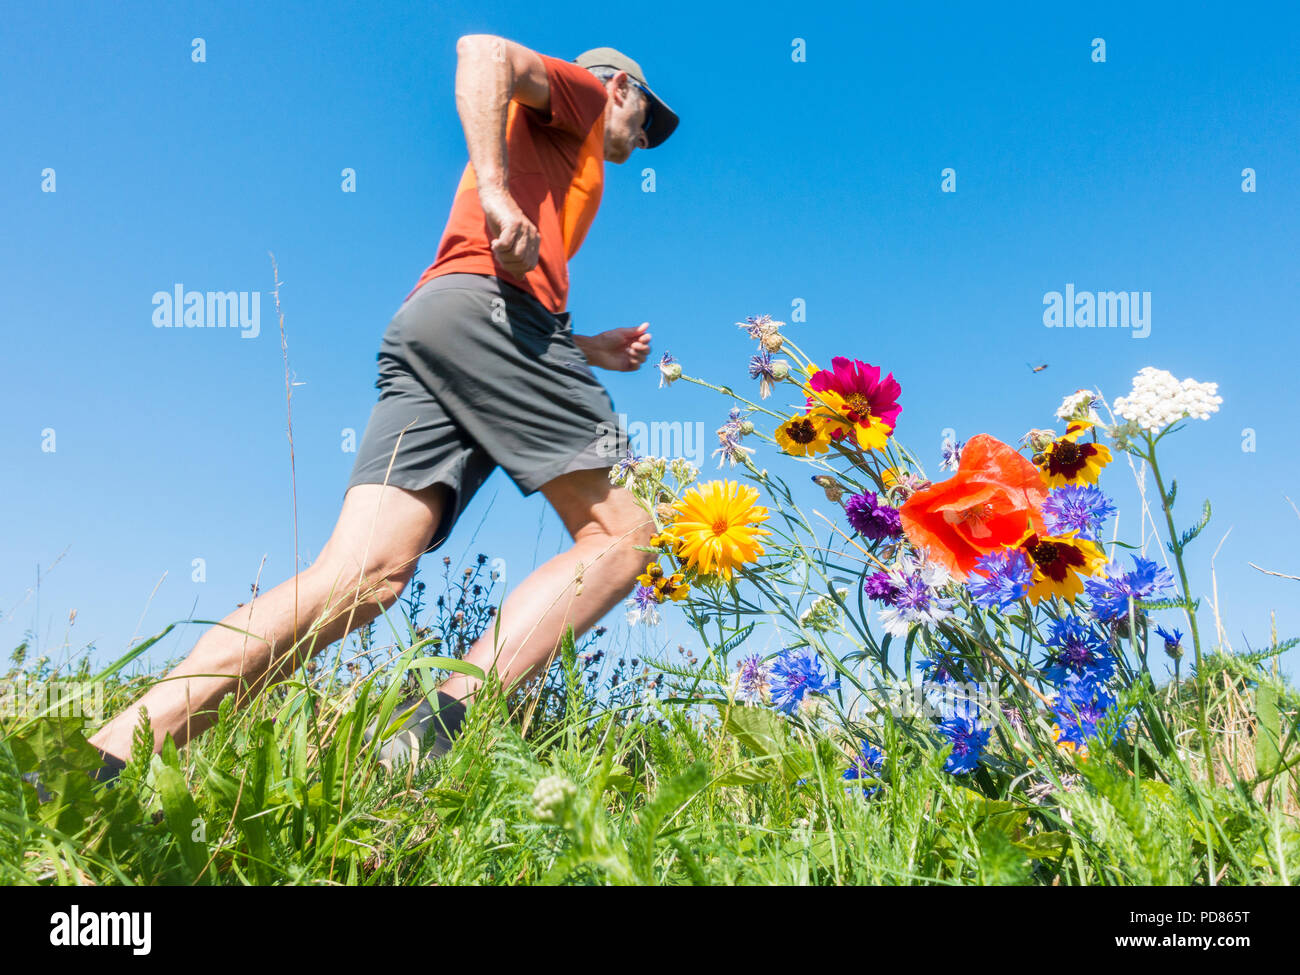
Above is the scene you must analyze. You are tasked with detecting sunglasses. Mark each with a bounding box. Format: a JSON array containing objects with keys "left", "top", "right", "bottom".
[{"left": 633, "top": 82, "right": 654, "bottom": 134}]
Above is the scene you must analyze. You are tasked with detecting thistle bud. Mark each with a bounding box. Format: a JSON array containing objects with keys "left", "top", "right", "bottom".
[
  {"left": 770, "top": 359, "right": 790, "bottom": 380},
  {"left": 762, "top": 332, "right": 784, "bottom": 352}
]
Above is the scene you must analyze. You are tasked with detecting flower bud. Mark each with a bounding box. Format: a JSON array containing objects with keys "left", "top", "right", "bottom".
[{"left": 770, "top": 359, "right": 790, "bottom": 380}]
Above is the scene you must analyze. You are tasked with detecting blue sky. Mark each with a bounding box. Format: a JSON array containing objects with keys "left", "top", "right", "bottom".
[{"left": 3, "top": 1, "right": 1298, "bottom": 685}]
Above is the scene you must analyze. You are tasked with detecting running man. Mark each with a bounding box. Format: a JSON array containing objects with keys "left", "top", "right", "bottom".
[{"left": 77, "top": 36, "right": 679, "bottom": 783}]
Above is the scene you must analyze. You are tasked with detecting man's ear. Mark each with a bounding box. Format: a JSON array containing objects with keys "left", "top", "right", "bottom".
[{"left": 609, "top": 69, "right": 633, "bottom": 104}]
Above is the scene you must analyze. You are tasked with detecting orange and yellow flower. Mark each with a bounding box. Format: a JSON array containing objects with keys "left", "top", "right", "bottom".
[
  {"left": 661, "top": 480, "right": 772, "bottom": 581},
  {"left": 636, "top": 561, "right": 691, "bottom": 602},
  {"left": 802, "top": 357, "right": 903, "bottom": 453},
  {"left": 1034, "top": 420, "right": 1113, "bottom": 488},
  {"left": 775, "top": 415, "right": 833, "bottom": 456},
  {"left": 1015, "top": 530, "right": 1108, "bottom": 603}
]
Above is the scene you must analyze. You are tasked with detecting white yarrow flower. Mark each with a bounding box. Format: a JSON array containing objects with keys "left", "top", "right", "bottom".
[{"left": 1112, "top": 367, "right": 1222, "bottom": 434}]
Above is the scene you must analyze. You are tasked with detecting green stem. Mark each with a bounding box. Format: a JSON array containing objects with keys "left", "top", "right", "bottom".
[{"left": 1143, "top": 437, "right": 1214, "bottom": 776}]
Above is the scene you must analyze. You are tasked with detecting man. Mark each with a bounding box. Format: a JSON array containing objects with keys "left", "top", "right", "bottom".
[{"left": 66, "top": 36, "right": 679, "bottom": 788}]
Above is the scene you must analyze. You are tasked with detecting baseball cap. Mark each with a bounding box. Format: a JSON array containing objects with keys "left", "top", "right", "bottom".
[{"left": 574, "top": 47, "right": 679, "bottom": 148}]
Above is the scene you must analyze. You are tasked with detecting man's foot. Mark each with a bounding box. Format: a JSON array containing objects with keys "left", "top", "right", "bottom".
[
  {"left": 363, "top": 690, "right": 467, "bottom": 766},
  {"left": 21, "top": 750, "right": 128, "bottom": 805}
]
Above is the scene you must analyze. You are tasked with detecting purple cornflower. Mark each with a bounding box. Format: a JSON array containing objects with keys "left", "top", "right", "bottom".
[
  {"left": 749, "top": 351, "right": 779, "bottom": 399},
  {"left": 736, "top": 314, "right": 781, "bottom": 342},
  {"left": 1085, "top": 555, "right": 1176, "bottom": 622},
  {"left": 1050, "top": 678, "right": 1122, "bottom": 752},
  {"left": 1042, "top": 484, "right": 1116, "bottom": 541},
  {"left": 877, "top": 553, "right": 957, "bottom": 638},
  {"left": 768, "top": 646, "right": 841, "bottom": 715},
  {"left": 733, "top": 652, "right": 772, "bottom": 705},
  {"left": 845, "top": 491, "right": 903, "bottom": 541},
  {"left": 864, "top": 571, "right": 900, "bottom": 604},
  {"left": 940, "top": 436, "right": 965, "bottom": 473},
  {"left": 713, "top": 407, "right": 755, "bottom": 469},
  {"left": 968, "top": 549, "right": 1034, "bottom": 611},
  {"left": 938, "top": 712, "right": 989, "bottom": 774},
  {"left": 1042, "top": 615, "right": 1115, "bottom": 686},
  {"left": 842, "top": 740, "right": 886, "bottom": 797},
  {"left": 624, "top": 585, "right": 661, "bottom": 626}
]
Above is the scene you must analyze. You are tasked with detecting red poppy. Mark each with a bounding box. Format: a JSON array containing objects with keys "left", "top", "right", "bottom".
[{"left": 899, "top": 434, "right": 1048, "bottom": 580}]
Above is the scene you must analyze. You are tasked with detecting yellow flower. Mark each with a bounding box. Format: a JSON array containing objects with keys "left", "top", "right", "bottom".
[
  {"left": 775, "top": 415, "right": 832, "bottom": 456},
  {"left": 663, "top": 480, "right": 772, "bottom": 581},
  {"left": 636, "top": 561, "right": 691, "bottom": 602},
  {"left": 1034, "top": 421, "right": 1112, "bottom": 488},
  {"left": 1017, "top": 530, "right": 1108, "bottom": 603}
]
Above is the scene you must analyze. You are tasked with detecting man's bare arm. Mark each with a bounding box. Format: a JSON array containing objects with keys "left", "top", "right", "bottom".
[{"left": 453, "top": 34, "right": 549, "bottom": 278}]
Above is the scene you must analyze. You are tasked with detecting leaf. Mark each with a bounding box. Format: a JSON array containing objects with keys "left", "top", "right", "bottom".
[
  {"left": 0, "top": 740, "right": 28, "bottom": 863},
  {"left": 720, "top": 705, "right": 786, "bottom": 763},
  {"left": 1255, "top": 683, "right": 1282, "bottom": 780},
  {"left": 409, "top": 656, "right": 487, "bottom": 682},
  {"left": 155, "top": 765, "right": 209, "bottom": 883},
  {"left": 716, "top": 623, "right": 755, "bottom": 659},
  {"left": 1164, "top": 479, "right": 1177, "bottom": 509},
  {"left": 1175, "top": 500, "right": 1212, "bottom": 550},
  {"left": 1012, "top": 831, "right": 1071, "bottom": 860}
]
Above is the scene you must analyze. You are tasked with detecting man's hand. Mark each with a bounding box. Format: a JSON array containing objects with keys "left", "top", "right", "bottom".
[
  {"left": 574, "top": 323, "right": 652, "bottom": 371},
  {"left": 480, "top": 187, "right": 539, "bottom": 278}
]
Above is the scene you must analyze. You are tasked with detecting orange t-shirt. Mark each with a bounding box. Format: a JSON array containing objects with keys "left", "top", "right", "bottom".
[{"left": 409, "top": 54, "right": 608, "bottom": 314}]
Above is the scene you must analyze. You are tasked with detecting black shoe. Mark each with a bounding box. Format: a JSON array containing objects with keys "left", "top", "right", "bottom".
[{"left": 364, "top": 690, "right": 466, "bottom": 766}]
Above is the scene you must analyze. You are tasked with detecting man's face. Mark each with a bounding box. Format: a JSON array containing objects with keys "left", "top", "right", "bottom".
[{"left": 602, "top": 72, "right": 650, "bottom": 163}]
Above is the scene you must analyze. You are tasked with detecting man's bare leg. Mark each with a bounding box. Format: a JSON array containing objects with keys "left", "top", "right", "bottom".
[
  {"left": 89, "top": 482, "right": 448, "bottom": 760},
  {"left": 436, "top": 467, "right": 655, "bottom": 706}
]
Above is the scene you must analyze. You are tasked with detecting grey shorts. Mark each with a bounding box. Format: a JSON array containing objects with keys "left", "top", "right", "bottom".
[{"left": 346, "top": 273, "right": 623, "bottom": 554}]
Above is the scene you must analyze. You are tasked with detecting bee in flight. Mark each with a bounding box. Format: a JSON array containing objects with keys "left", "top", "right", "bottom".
[{"left": 1027, "top": 362, "right": 1049, "bottom": 373}]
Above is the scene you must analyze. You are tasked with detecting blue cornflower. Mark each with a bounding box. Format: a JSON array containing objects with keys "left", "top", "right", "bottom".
[
  {"left": 940, "top": 436, "right": 965, "bottom": 472},
  {"left": 968, "top": 549, "right": 1034, "bottom": 611},
  {"left": 1042, "top": 615, "right": 1115, "bottom": 685},
  {"left": 938, "top": 712, "right": 989, "bottom": 774},
  {"left": 1050, "top": 678, "right": 1123, "bottom": 753},
  {"left": 624, "top": 585, "right": 661, "bottom": 625},
  {"left": 1084, "top": 555, "right": 1176, "bottom": 622},
  {"left": 1042, "top": 484, "right": 1116, "bottom": 541},
  {"left": 1154, "top": 624, "right": 1184, "bottom": 659},
  {"left": 842, "top": 740, "right": 886, "bottom": 797},
  {"left": 769, "top": 646, "right": 841, "bottom": 715}
]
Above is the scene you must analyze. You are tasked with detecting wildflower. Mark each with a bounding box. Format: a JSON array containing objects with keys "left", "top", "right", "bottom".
[
  {"left": 938, "top": 712, "right": 989, "bottom": 774},
  {"left": 1016, "top": 531, "right": 1108, "bottom": 604},
  {"left": 733, "top": 653, "right": 773, "bottom": 705},
  {"left": 940, "top": 435, "right": 965, "bottom": 472},
  {"left": 1050, "top": 679, "right": 1122, "bottom": 756},
  {"left": 877, "top": 551, "right": 957, "bottom": 637},
  {"left": 736, "top": 313, "right": 784, "bottom": 346},
  {"left": 532, "top": 775, "right": 578, "bottom": 823},
  {"left": 881, "top": 466, "right": 929, "bottom": 501},
  {"left": 1154, "top": 623, "right": 1184, "bottom": 660},
  {"left": 1042, "top": 615, "right": 1115, "bottom": 685},
  {"left": 1042, "top": 484, "right": 1116, "bottom": 541},
  {"left": 624, "top": 585, "right": 661, "bottom": 625},
  {"left": 1033, "top": 421, "right": 1113, "bottom": 488},
  {"left": 863, "top": 570, "right": 900, "bottom": 604},
  {"left": 713, "top": 408, "right": 756, "bottom": 469},
  {"left": 899, "top": 434, "right": 1049, "bottom": 580},
  {"left": 668, "top": 456, "right": 699, "bottom": 485},
  {"left": 805, "top": 356, "right": 903, "bottom": 451},
  {"left": 775, "top": 415, "right": 832, "bottom": 456},
  {"left": 749, "top": 351, "right": 788, "bottom": 399},
  {"left": 657, "top": 352, "right": 682, "bottom": 388},
  {"left": 1112, "top": 366, "right": 1222, "bottom": 434},
  {"left": 1084, "top": 555, "right": 1176, "bottom": 622},
  {"left": 844, "top": 491, "right": 903, "bottom": 541},
  {"left": 663, "top": 479, "right": 772, "bottom": 581},
  {"left": 967, "top": 548, "right": 1034, "bottom": 610},
  {"left": 1056, "top": 389, "right": 1102, "bottom": 424},
  {"left": 609, "top": 452, "right": 644, "bottom": 487},
  {"left": 916, "top": 654, "right": 969, "bottom": 685},
  {"left": 635, "top": 561, "right": 690, "bottom": 603},
  {"left": 842, "top": 740, "right": 886, "bottom": 797},
  {"left": 769, "top": 646, "right": 841, "bottom": 715}
]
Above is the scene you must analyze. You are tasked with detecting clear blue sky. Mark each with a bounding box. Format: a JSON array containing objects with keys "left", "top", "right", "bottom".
[{"left": 3, "top": 1, "right": 1298, "bottom": 684}]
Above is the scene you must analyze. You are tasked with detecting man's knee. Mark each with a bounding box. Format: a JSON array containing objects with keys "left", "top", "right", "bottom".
[{"left": 306, "top": 549, "right": 417, "bottom": 608}]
